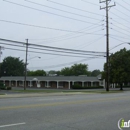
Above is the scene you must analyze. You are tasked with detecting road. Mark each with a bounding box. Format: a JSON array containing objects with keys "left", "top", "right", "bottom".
[{"left": 0, "top": 92, "right": 130, "bottom": 130}]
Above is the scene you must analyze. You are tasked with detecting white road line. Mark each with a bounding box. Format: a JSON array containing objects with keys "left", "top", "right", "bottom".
[
  {"left": 0, "top": 122, "right": 26, "bottom": 128},
  {"left": 38, "top": 98, "right": 67, "bottom": 101}
]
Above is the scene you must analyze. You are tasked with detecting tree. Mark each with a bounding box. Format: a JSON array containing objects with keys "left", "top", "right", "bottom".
[
  {"left": 60, "top": 67, "right": 72, "bottom": 76},
  {"left": 91, "top": 69, "right": 101, "bottom": 76},
  {"left": 27, "top": 70, "right": 46, "bottom": 76},
  {"left": 71, "top": 64, "right": 88, "bottom": 76},
  {"left": 1, "top": 56, "right": 25, "bottom": 76},
  {"left": 60, "top": 63, "right": 88, "bottom": 76},
  {"left": 103, "top": 48, "right": 130, "bottom": 90}
]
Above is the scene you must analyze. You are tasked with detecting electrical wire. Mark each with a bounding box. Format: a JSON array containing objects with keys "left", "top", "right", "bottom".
[
  {"left": 40, "top": 57, "right": 104, "bottom": 69},
  {"left": 81, "top": 0, "right": 99, "bottom": 7},
  {"left": 0, "top": 19, "right": 104, "bottom": 36},
  {"left": 77, "top": 35, "right": 105, "bottom": 49},
  {"left": 111, "top": 19, "right": 130, "bottom": 30},
  {"left": 29, "top": 23, "right": 104, "bottom": 43},
  {"left": 0, "top": 42, "right": 105, "bottom": 56},
  {"left": 4, "top": 47, "right": 105, "bottom": 58},
  {"left": 110, "top": 34, "right": 130, "bottom": 40},
  {"left": 110, "top": 35, "right": 128, "bottom": 43},
  {"left": 0, "top": 38, "right": 106, "bottom": 54},
  {"left": 3, "top": 0, "right": 100, "bottom": 25},
  {"left": 34, "top": 29, "right": 104, "bottom": 44},
  {"left": 114, "top": 1, "right": 130, "bottom": 12},
  {"left": 110, "top": 12, "right": 130, "bottom": 24},
  {"left": 121, "top": 0, "right": 130, "bottom": 6},
  {"left": 25, "top": 0, "right": 101, "bottom": 21},
  {"left": 113, "top": 8, "right": 130, "bottom": 18},
  {"left": 111, "top": 28, "right": 130, "bottom": 37},
  {"left": 112, "top": 23, "right": 130, "bottom": 34},
  {"left": 47, "top": 0, "right": 104, "bottom": 16}
]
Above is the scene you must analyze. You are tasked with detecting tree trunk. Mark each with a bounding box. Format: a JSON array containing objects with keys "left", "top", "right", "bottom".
[{"left": 120, "top": 83, "right": 123, "bottom": 91}]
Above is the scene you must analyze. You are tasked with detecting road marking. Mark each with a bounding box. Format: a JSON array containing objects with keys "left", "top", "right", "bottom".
[
  {"left": 38, "top": 98, "right": 67, "bottom": 101},
  {"left": 0, "top": 96, "right": 130, "bottom": 110},
  {"left": 0, "top": 122, "right": 26, "bottom": 128}
]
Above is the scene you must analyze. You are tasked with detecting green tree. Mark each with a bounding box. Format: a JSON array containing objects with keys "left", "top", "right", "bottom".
[
  {"left": 60, "top": 63, "right": 88, "bottom": 76},
  {"left": 91, "top": 69, "right": 101, "bottom": 76},
  {"left": 1, "top": 56, "right": 25, "bottom": 76},
  {"left": 28, "top": 70, "right": 46, "bottom": 76},
  {"left": 103, "top": 48, "right": 130, "bottom": 90},
  {"left": 71, "top": 64, "right": 88, "bottom": 76},
  {"left": 60, "top": 67, "right": 71, "bottom": 76}
]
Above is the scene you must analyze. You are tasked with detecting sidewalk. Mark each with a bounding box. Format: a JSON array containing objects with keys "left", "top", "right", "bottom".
[{"left": 0, "top": 92, "right": 90, "bottom": 99}]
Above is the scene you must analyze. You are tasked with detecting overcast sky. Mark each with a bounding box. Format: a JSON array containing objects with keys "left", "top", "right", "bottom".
[{"left": 0, "top": 0, "right": 130, "bottom": 72}]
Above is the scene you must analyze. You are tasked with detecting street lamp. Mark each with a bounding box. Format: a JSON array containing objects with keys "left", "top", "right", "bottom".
[{"left": 110, "top": 42, "right": 130, "bottom": 51}]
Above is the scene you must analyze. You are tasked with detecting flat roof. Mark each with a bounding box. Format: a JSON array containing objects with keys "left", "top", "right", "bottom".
[{"left": 0, "top": 76, "right": 101, "bottom": 82}]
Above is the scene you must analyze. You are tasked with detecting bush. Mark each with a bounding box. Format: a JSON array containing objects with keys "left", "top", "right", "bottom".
[
  {"left": 71, "top": 84, "right": 83, "bottom": 89},
  {"left": 6, "top": 87, "right": 12, "bottom": 90},
  {"left": 0, "top": 86, "right": 12, "bottom": 90},
  {"left": 71, "top": 84, "right": 103, "bottom": 89},
  {"left": 115, "top": 86, "right": 130, "bottom": 88}
]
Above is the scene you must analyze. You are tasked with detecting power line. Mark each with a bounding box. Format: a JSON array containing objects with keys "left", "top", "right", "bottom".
[
  {"left": 25, "top": 0, "right": 101, "bottom": 21},
  {"left": 112, "top": 28, "right": 130, "bottom": 37},
  {"left": 110, "top": 35, "right": 127, "bottom": 43},
  {"left": 0, "top": 42, "right": 105, "bottom": 56},
  {"left": 81, "top": 0, "right": 99, "bottom": 7},
  {"left": 110, "top": 34, "right": 130, "bottom": 40},
  {"left": 40, "top": 57, "right": 103, "bottom": 69},
  {"left": 29, "top": 23, "right": 104, "bottom": 43},
  {"left": 111, "top": 19, "right": 130, "bottom": 30},
  {"left": 112, "top": 23, "right": 130, "bottom": 34},
  {"left": 47, "top": 0, "right": 104, "bottom": 17},
  {"left": 113, "top": 8, "right": 130, "bottom": 18},
  {"left": 0, "top": 19, "right": 103, "bottom": 35},
  {"left": 110, "top": 12, "right": 130, "bottom": 23},
  {"left": 3, "top": 0, "right": 100, "bottom": 25},
  {"left": 114, "top": 1, "right": 130, "bottom": 12},
  {"left": 4, "top": 47, "right": 105, "bottom": 58},
  {"left": 34, "top": 29, "right": 104, "bottom": 44},
  {"left": 121, "top": 0, "right": 130, "bottom": 6},
  {"left": 78, "top": 35, "right": 105, "bottom": 49},
  {"left": 0, "top": 38, "right": 106, "bottom": 54}
]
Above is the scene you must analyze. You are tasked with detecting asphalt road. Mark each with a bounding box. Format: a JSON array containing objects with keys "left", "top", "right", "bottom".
[{"left": 0, "top": 92, "right": 130, "bottom": 130}]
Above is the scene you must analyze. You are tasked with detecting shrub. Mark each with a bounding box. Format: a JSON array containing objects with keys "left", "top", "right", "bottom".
[
  {"left": 71, "top": 84, "right": 104, "bottom": 89},
  {"left": 115, "top": 86, "right": 130, "bottom": 88},
  {"left": 6, "top": 87, "right": 12, "bottom": 90},
  {"left": 71, "top": 84, "right": 82, "bottom": 89},
  {"left": 0, "top": 86, "right": 12, "bottom": 90}
]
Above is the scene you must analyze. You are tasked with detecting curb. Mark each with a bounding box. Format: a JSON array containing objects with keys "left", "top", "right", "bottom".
[{"left": 0, "top": 92, "right": 94, "bottom": 99}]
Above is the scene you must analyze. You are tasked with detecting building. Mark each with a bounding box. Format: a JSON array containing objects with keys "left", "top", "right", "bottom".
[{"left": 0, "top": 75, "right": 105, "bottom": 89}]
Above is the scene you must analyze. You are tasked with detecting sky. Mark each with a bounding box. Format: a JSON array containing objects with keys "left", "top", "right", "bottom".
[{"left": 0, "top": 0, "right": 130, "bottom": 72}]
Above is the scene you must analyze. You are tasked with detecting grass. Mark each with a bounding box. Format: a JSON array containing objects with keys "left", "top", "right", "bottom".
[
  {"left": 11, "top": 89, "right": 124, "bottom": 94},
  {"left": 0, "top": 94, "right": 5, "bottom": 95}
]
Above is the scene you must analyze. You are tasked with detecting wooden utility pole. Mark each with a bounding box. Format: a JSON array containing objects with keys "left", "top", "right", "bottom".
[
  {"left": 24, "top": 39, "right": 29, "bottom": 90},
  {"left": 0, "top": 46, "right": 4, "bottom": 78},
  {"left": 100, "top": 0, "right": 116, "bottom": 91}
]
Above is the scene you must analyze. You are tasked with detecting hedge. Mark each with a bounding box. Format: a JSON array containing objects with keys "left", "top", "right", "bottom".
[{"left": 71, "top": 84, "right": 104, "bottom": 89}]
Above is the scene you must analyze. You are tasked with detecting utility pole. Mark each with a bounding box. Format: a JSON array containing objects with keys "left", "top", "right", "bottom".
[
  {"left": 100, "top": 0, "right": 116, "bottom": 91},
  {"left": 24, "top": 39, "right": 29, "bottom": 90},
  {"left": 0, "top": 46, "right": 4, "bottom": 78}
]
